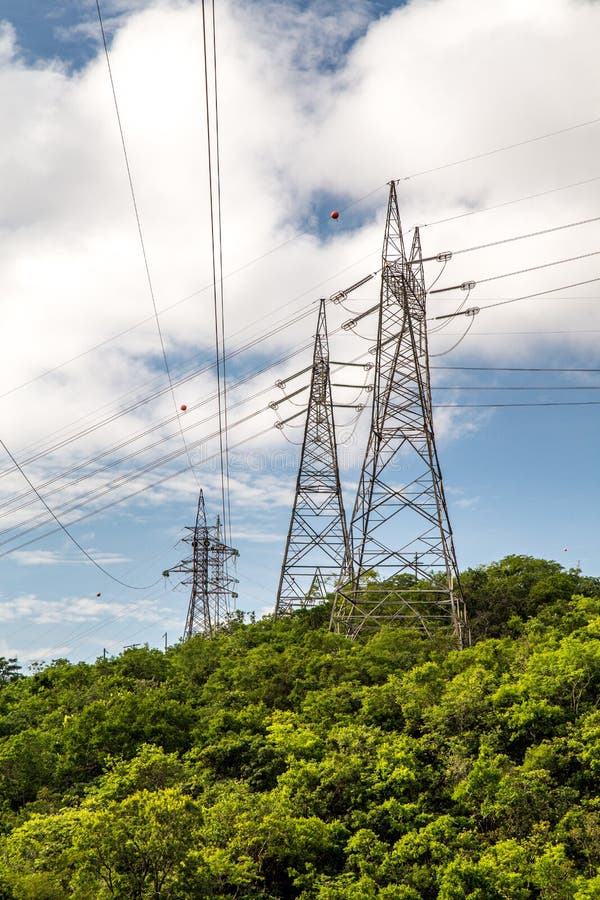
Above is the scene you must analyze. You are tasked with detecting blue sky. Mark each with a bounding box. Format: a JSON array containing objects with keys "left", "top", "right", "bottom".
[{"left": 1, "top": 0, "right": 599, "bottom": 664}]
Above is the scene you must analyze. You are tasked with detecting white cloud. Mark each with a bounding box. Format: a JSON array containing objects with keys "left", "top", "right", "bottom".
[
  {"left": 0, "top": 593, "right": 166, "bottom": 625},
  {"left": 10, "top": 549, "right": 130, "bottom": 566},
  {"left": 0, "top": 0, "right": 599, "bottom": 650}
]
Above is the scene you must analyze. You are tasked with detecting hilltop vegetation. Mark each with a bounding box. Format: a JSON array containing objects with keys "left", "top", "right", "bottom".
[{"left": 1, "top": 556, "right": 600, "bottom": 898}]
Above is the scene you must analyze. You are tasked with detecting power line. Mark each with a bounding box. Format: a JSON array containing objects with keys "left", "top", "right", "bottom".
[
  {"left": 0, "top": 325, "right": 367, "bottom": 535},
  {"left": 429, "top": 249, "right": 600, "bottom": 295},
  {"left": 0, "top": 437, "right": 158, "bottom": 589},
  {"left": 5, "top": 110, "right": 597, "bottom": 411},
  {"left": 477, "top": 275, "right": 600, "bottom": 312},
  {"left": 433, "top": 365, "right": 600, "bottom": 372},
  {"left": 0, "top": 285, "right": 331, "bottom": 476},
  {"left": 420, "top": 173, "right": 600, "bottom": 230},
  {"left": 3, "top": 176, "right": 597, "bottom": 412},
  {"left": 0, "top": 244, "right": 380, "bottom": 408},
  {"left": 1, "top": 266, "right": 596, "bottom": 534},
  {"left": 2, "top": 302, "right": 597, "bottom": 534},
  {"left": 200, "top": 0, "right": 231, "bottom": 544},
  {"left": 268, "top": 109, "right": 600, "bottom": 251},
  {"left": 0, "top": 253, "right": 383, "bottom": 497},
  {"left": 452, "top": 214, "right": 600, "bottom": 257},
  {"left": 210, "top": 0, "right": 233, "bottom": 548},
  {"left": 0, "top": 419, "right": 275, "bottom": 561},
  {"left": 0, "top": 374, "right": 278, "bottom": 529},
  {"left": 396, "top": 114, "right": 600, "bottom": 182},
  {"left": 432, "top": 330, "right": 600, "bottom": 336},
  {"left": 95, "top": 0, "right": 198, "bottom": 483},
  {"left": 0, "top": 332, "right": 370, "bottom": 549},
  {"left": 436, "top": 401, "right": 600, "bottom": 408},
  {"left": 432, "top": 385, "right": 600, "bottom": 391}
]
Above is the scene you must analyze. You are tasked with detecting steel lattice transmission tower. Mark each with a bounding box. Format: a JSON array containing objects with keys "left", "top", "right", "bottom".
[
  {"left": 274, "top": 300, "right": 351, "bottom": 615},
  {"left": 168, "top": 490, "right": 239, "bottom": 639},
  {"left": 331, "top": 182, "right": 469, "bottom": 647}
]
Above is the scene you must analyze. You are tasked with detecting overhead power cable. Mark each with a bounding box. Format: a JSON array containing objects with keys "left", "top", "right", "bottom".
[
  {"left": 433, "top": 365, "right": 600, "bottom": 372},
  {"left": 2, "top": 250, "right": 598, "bottom": 548},
  {"left": 0, "top": 417, "right": 275, "bottom": 561},
  {"left": 452, "top": 214, "right": 600, "bottom": 257},
  {"left": 431, "top": 329, "right": 600, "bottom": 337},
  {"left": 395, "top": 114, "right": 600, "bottom": 182},
  {"left": 95, "top": 0, "right": 198, "bottom": 482},
  {"left": 0, "top": 322, "right": 372, "bottom": 536},
  {"left": 432, "top": 385, "right": 600, "bottom": 391},
  {"left": 437, "top": 401, "right": 600, "bottom": 408},
  {"left": 477, "top": 275, "right": 600, "bottom": 312},
  {"left": 0, "top": 437, "right": 158, "bottom": 589},
  {"left": 430, "top": 249, "right": 600, "bottom": 295},
  {"left": 0, "top": 367, "right": 285, "bottom": 529},
  {"left": 420, "top": 173, "right": 600, "bottom": 230},
  {"left": 3, "top": 327, "right": 600, "bottom": 561},
  {"left": 0, "top": 338, "right": 367, "bottom": 546},
  {"left": 0, "top": 244, "right": 380, "bottom": 406},
  {"left": 1, "top": 249, "right": 384, "bottom": 492},
  {"left": 3, "top": 252, "right": 384, "bottom": 498},
  {"left": 5, "top": 143, "right": 599, "bottom": 413},
  {"left": 201, "top": 0, "right": 231, "bottom": 541},
  {"left": 211, "top": 0, "right": 233, "bottom": 547}
]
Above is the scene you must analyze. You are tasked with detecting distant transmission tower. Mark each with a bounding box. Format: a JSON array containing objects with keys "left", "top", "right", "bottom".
[
  {"left": 274, "top": 300, "right": 351, "bottom": 615},
  {"left": 167, "top": 490, "right": 239, "bottom": 639},
  {"left": 331, "top": 182, "right": 469, "bottom": 647}
]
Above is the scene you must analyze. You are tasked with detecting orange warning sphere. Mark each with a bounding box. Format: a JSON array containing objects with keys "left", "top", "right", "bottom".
[
  {"left": 180, "top": 404, "right": 187, "bottom": 411},
  {"left": 330, "top": 210, "right": 340, "bottom": 220}
]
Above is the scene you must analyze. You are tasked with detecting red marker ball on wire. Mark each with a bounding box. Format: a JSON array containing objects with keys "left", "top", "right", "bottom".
[
  {"left": 330, "top": 210, "right": 339, "bottom": 220},
  {"left": 180, "top": 404, "right": 187, "bottom": 411}
]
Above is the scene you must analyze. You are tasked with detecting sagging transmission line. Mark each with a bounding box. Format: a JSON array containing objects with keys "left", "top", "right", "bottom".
[
  {"left": 200, "top": 0, "right": 232, "bottom": 551},
  {"left": 95, "top": 0, "right": 199, "bottom": 485}
]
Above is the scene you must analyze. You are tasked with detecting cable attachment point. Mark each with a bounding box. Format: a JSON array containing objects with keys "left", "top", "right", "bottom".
[
  {"left": 433, "top": 306, "right": 480, "bottom": 321},
  {"left": 430, "top": 278, "right": 477, "bottom": 295}
]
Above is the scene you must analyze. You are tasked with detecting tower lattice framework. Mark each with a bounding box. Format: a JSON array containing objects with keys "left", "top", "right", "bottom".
[
  {"left": 169, "top": 490, "right": 238, "bottom": 639},
  {"left": 331, "top": 182, "right": 469, "bottom": 646},
  {"left": 275, "top": 300, "right": 351, "bottom": 615}
]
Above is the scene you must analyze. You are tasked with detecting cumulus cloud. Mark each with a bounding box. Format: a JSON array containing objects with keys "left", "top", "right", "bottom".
[
  {"left": 0, "top": 0, "right": 599, "bottom": 654},
  {"left": 0, "top": 592, "right": 167, "bottom": 624}
]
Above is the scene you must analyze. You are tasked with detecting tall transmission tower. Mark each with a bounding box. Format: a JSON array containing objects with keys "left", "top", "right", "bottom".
[
  {"left": 331, "top": 182, "right": 469, "bottom": 647},
  {"left": 167, "top": 490, "right": 239, "bottom": 639},
  {"left": 274, "top": 300, "right": 351, "bottom": 615}
]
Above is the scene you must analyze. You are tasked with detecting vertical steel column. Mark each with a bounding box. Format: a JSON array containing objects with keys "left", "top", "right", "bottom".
[
  {"left": 331, "top": 183, "right": 469, "bottom": 647},
  {"left": 275, "top": 300, "right": 351, "bottom": 616},
  {"left": 169, "top": 490, "right": 239, "bottom": 639}
]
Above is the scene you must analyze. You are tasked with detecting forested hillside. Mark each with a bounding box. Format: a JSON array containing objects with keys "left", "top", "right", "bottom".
[{"left": 1, "top": 556, "right": 600, "bottom": 898}]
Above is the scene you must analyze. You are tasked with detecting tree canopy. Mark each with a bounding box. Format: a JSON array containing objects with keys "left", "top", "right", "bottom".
[{"left": 0, "top": 556, "right": 599, "bottom": 898}]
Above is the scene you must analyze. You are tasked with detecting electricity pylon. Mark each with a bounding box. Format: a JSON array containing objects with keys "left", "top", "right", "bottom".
[
  {"left": 167, "top": 490, "right": 239, "bottom": 639},
  {"left": 274, "top": 300, "right": 351, "bottom": 615},
  {"left": 331, "top": 182, "right": 469, "bottom": 647}
]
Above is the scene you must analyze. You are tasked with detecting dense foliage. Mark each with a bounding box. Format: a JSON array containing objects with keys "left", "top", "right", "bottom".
[{"left": 0, "top": 556, "right": 599, "bottom": 898}]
